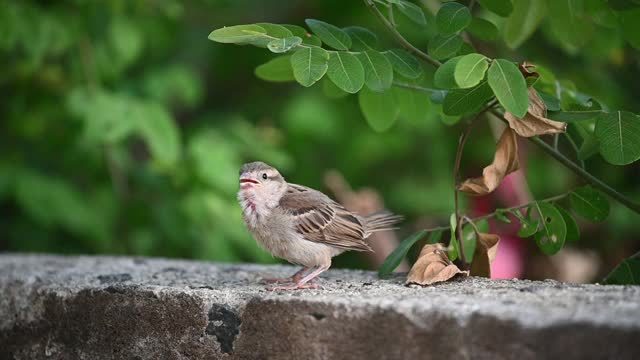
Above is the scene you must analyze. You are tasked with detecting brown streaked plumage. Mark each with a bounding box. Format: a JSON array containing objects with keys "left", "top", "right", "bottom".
[{"left": 237, "top": 161, "right": 402, "bottom": 291}]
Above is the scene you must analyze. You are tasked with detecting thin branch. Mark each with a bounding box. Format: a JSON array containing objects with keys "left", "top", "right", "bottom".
[
  {"left": 363, "top": 0, "right": 442, "bottom": 67},
  {"left": 527, "top": 134, "right": 640, "bottom": 215},
  {"left": 387, "top": 2, "right": 397, "bottom": 28},
  {"left": 393, "top": 82, "right": 439, "bottom": 93},
  {"left": 453, "top": 122, "right": 475, "bottom": 268},
  {"left": 416, "top": 192, "right": 570, "bottom": 237}
]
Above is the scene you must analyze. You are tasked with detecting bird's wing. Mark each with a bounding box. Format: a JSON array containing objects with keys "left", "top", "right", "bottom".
[{"left": 279, "top": 184, "right": 372, "bottom": 251}]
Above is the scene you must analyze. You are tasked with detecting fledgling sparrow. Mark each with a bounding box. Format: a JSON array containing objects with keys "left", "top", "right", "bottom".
[{"left": 237, "top": 161, "right": 402, "bottom": 291}]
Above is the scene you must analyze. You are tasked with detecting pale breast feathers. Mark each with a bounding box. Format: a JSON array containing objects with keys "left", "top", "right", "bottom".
[{"left": 278, "top": 184, "right": 372, "bottom": 251}]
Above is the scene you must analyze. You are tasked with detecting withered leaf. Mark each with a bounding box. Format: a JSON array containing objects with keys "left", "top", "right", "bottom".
[
  {"left": 406, "top": 243, "right": 468, "bottom": 286},
  {"left": 470, "top": 232, "right": 500, "bottom": 278},
  {"left": 505, "top": 87, "right": 567, "bottom": 137},
  {"left": 458, "top": 127, "right": 520, "bottom": 196}
]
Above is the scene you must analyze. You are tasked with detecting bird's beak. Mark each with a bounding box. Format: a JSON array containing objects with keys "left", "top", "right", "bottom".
[{"left": 239, "top": 173, "right": 260, "bottom": 186}]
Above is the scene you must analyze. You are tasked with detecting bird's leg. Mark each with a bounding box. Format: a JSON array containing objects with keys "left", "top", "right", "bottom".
[
  {"left": 266, "top": 265, "right": 329, "bottom": 291},
  {"left": 262, "top": 266, "right": 310, "bottom": 284}
]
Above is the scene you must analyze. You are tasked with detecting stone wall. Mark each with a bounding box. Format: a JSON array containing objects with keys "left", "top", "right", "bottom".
[{"left": 1, "top": 255, "right": 639, "bottom": 359}]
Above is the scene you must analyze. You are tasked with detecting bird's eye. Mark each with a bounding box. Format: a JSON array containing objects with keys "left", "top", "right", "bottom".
[{"left": 262, "top": 173, "right": 268, "bottom": 180}]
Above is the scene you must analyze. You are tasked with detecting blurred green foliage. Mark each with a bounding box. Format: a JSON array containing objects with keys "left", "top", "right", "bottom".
[{"left": 0, "top": 0, "right": 638, "bottom": 273}]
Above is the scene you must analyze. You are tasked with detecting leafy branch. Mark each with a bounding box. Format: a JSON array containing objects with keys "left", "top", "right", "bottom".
[{"left": 208, "top": 0, "right": 640, "bottom": 283}]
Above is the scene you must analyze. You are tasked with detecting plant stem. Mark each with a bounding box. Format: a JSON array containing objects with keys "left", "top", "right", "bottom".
[
  {"left": 527, "top": 134, "right": 640, "bottom": 214},
  {"left": 363, "top": 0, "right": 442, "bottom": 67},
  {"left": 453, "top": 121, "right": 475, "bottom": 269},
  {"left": 393, "top": 82, "right": 439, "bottom": 93},
  {"left": 387, "top": 2, "right": 396, "bottom": 28},
  {"left": 415, "top": 192, "right": 570, "bottom": 236}
]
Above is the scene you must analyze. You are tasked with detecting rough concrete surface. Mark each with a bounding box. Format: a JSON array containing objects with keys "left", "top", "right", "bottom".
[{"left": 0, "top": 254, "right": 639, "bottom": 360}]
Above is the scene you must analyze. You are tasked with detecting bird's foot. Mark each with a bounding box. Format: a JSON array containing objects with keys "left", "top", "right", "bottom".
[{"left": 265, "top": 282, "right": 318, "bottom": 291}]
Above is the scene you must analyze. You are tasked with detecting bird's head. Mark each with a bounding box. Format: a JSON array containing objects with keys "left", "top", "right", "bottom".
[{"left": 238, "top": 161, "right": 287, "bottom": 207}]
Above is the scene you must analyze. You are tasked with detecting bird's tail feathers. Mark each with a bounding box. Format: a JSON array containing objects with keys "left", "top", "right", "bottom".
[{"left": 363, "top": 210, "right": 403, "bottom": 234}]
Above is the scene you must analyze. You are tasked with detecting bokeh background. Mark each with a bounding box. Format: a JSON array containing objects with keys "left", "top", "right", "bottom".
[{"left": 1, "top": 0, "right": 639, "bottom": 282}]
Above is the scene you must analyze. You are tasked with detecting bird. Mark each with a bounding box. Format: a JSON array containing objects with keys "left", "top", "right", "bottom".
[{"left": 237, "top": 161, "right": 402, "bottom": 291}]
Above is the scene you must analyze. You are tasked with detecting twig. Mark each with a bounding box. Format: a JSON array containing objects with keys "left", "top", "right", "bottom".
[
  {"left": 387, "top": 2, "right": 396, "bottom": 28},
  {"left": 363, "top": 0, "right": 442, "bottom": 67},
  {"left": 415, "top": 192, "right": 571, "bottom": 237},
  {"left": 393, "top": 82, "right": 439, "bottom": 93},
  {"left": 453, "top": 123, "right": 474, "bottom": 268}
]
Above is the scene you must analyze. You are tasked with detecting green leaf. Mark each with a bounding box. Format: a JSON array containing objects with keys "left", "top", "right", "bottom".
[
  {"left": 459, "top": 219, "right": 490, "bottom": 262},
  {"left": 430, "top": 90, "right": 448, "bottom": 104},
  {"left": 356, "top": 50, "right": 393, "bottom": 92},
  {"left": 448, "top": 213, "right": 458, "bottom": 261},
  {"left": 454, "top": 53, "right": 489, "bottom": 88},
  {"left": 570, "top": 186, "right": 610, "bottom": 222},
  {"left": 549, "top": 110, "right": 604, "bottom": 122},
  {"left": 533, "top": 202, "right": 567, "bottom": 255},
  {"left": 290, "top": 47, "right": 329, "bottom": 87},
  {"left": 378, "top": 229, "right": 428, "bottom": 276},
  {"left": 603, "top": 255, "right": 640, "bottom": 285},
  {"left": 305, "top": 19, "right": 351, "bottom": 50},
  {"left": 608, "top": 0, "right": 640, "bottom": 11},
  {"left": 384, "top": 49, "right": 423, "bottom": 79},
  {"left": 578, "top": 133, "right": 600, "bottom": 161},
  {"left": 467, "top": 18, "right": 499, "bottom": 41},
  {"left": 537, "top": 91, "right": 561, "bottom": 111},
  {"left": 135, "top": 103, "right": 181, "bottom": 167},
  {"left": 503, "top": 0, "right": 547, "bottom": 49},
  {"left": 436, "top": 2, "right": 472, "bottom": 35},
  {"left": 428, "top": 34, "right": 463, "bottom": 60},
  {"left": 556, "top": 206, "right": 580, "bottom": 242},
  {"left": 327, "top": 52, "right": 365, "bottom": 94},
  {"left": 322, "top": 78, "right": 349, "bottom": 98},
  {"left": 495, "top": 210, "right": 512, "bottom": 223},
  {"left": 256, "top": 23, "right": 293, "bottom": 39},
  {"left": 395, "top": 0, "right": 427, "bottom": 25},
  {"left": 267, "top": 36, "right": 302, "bottom": 53},
  {"left": 443, "top": 81, "right": 494, "bottom": 116},
  {"left": 255, "top": 56, "right": 294, "bottom": 82},
  {"left": 616, "top": 8, "right": 640, "bottom": 48},
  {"left": 426, "top": 229, "right": 444, "bottom": 244},
  {"left": 393, "top": 86, "right": 431, "bottom": 122},
  {"left": 359, "top": 88, "right": 399, "bottom": 132},
  {"left": 208, "top": 24, "right": 267, "bottom": 44},
  {"left": 595, "top": 111, "right": 640, "bottom": 165},
  {"left": 544, "top": 0, "right": 589, "bottom": 53},
  {"left": 282, "top": 24, "right": 322, "bottom": 46},
  {"left": 488, "top": 59, "right": 529, "bottom": 118},
  {"left": 477, "top": 0, "right": 514, "bottom": 17},
  {"left": 434, "top": 56, "right": 463, "bottom": 89},
  {"left": 343, "top": 26, "right": 378, "bottom": 51},
  {"left": 516, "top": 208, "right": 539, "bottom": 237}
]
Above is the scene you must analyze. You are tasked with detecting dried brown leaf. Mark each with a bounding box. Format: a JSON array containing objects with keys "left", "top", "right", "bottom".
[
  {"left": 519, "top": 61, "right": 539, "bottom": 79},
  {"left": 406, "top": 243, "right": 468, "bottom": 285},
  {"left": 470, "top": 232, "right": 501, "bottom": 278},
  {"left": 457, "top": 128, "right": 520, "bottom": 196},
  {"left": 505, "top": 87, "right": 567, "bottom": 137}
]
